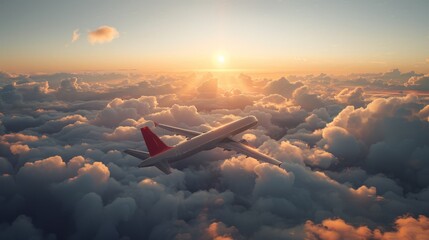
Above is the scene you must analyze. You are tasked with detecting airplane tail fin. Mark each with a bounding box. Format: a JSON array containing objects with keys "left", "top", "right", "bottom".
[{"left": 140, "top": 126, "right": 172, "bottom": 156}]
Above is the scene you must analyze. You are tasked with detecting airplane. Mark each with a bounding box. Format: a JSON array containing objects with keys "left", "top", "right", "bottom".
[{"left": 124, "top": 115, "right": 282, "bottom": 174}]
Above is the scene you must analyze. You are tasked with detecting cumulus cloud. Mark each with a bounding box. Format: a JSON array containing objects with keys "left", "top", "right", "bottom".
[
  {"left": 405, "top": 75, "right": 429, "bottom": 90},
  {"left": 88, "top": 25, "right": 119, "bottom": 44},
  {"left": 318, "top": 94, "right": 429, "bottom": 191},
  {"left": 206, "top": 222, "right": 241, "bottom": 240},
  {"left": 305, "top": 215, "right": 429, "bottom": 240},
  {"left": 1, "top": 69, "right": 429, "bottom": 239},
  {"left": 335, "top": 87, "right": 365, "bottom": 108},
  {"left": 197, "top": 77, "right": 218, "bottom": 98},
  {"left": 305, "top": 218, "right": 372, "bottom": 240},
  {"left": 0, "top": 215, "right": 55, "bottom": 240},
  {"left": 264, "top": 77, "right": 303, "bottom": 98},
  {"left": 93, "top": 96, "right": 157, "bottom": 127},
  {"left": 10, "top": 144, "right": 31, "bottom": 155},
  {"left": 292, "top": 86, "right": 325, "bottom": 111}
]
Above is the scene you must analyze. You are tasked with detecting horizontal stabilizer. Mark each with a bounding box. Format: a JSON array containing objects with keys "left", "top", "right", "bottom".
[
  {"left": 138, "top": 158, "right": 172, "bottom": 174},
  {"left": 141, "top": 127, "right": 172, "bottom": 156},
  {"left": 155, "top": 160, "right": 172, "bottom": 174},
  {"left": 124, "top": 149, "right": 150, "bottom": 160}
]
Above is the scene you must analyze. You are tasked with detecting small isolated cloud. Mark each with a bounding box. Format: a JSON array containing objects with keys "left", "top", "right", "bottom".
[
  {"left": 71, "top": 29, "right": 80, "bottom": 43},
  {"left": 88, "top": 25, "right": 119, "bottom": 44}
]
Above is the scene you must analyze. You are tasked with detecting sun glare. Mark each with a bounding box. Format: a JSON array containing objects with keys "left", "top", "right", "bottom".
[
  {"left": 213, "top": 52, "right": 229, "bottom": 69},
  {"left": 217, "top": 55, "right": 225, "bottom": 64}
]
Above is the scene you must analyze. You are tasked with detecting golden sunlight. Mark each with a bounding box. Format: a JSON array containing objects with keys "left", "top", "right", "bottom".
[
  {"left": 212, "top": 51, "right": 229, "bottom": 69},
  {"left": 217, "top": 55, "right": 225, "bottom": 64}
]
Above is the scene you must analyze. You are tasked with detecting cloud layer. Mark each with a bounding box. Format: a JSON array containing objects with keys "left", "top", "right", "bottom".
[{"left": 0, "top": 69, "right": 428, "bottom": 239}]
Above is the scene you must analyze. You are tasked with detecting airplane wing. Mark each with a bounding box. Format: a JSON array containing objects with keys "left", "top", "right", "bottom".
[
  {"left": 155, "top": 122, "right": 203, "bottom": 138},
  {"left": 218, "top": 141, "right": 283, "bottom": 166},
  {"left": 124, "top": 149, "right": 150, "bottom": 160}
]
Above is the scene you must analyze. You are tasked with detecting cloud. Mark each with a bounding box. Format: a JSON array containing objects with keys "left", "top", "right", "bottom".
[
  {"left": 10, "top": 144, "right": 31, "bottom": 155},
  {"left": 0, "top": 215, "right": 55, "bottom": 240},
  {"left": 375, "top": 215, "right": 429, "bottom": 240},
  {"left": 93, "top": 96, "right": 158, "bottom": 128},
  {"left": 405, "top": 75, "right": 429, "bottom": 90},
  {"left": 292, "top": 86, "right": 325, "bottom": 111},
  {"left": 264, "top": 77, "right": 303, "bottom": 98},
  {"left": 197, "top": 77, "right": 218, "bottom": 98},
  {"left": 88, "top": 26, "right": 119, "bottom": 44},
  {"left": 1, "top": 69, "right": 429, "bottom": 239},
  {"left": 305, "top": 218, "right": 372, "bottom": 240},
  {"left": 318, "top": 94, "right": 429, "bottom": 191},
  {"left": 71, "top": 29, "right": 80, "bottom": 43},
  {"left": 335, "top": 87, "right": 365, "bottom": 108},
  {"left": 305, "top": 215, "right": 429, "bottom": 240},
  {"left": 70, "top": 161, "right": 110, "bottom": 185},
  {"left": 319, "top": 126, "right": 361, "bottom": 162},
  {"left": 207, "top": 222, "right": 241, "bottom": 240}
]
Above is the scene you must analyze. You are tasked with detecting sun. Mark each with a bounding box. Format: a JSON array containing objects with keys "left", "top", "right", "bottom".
[
  {"left": 217, "top": 55, "right": 225, "bottom": 64},
  {"left": 212, "top": 51, "right": 229, "bottom": 69}
]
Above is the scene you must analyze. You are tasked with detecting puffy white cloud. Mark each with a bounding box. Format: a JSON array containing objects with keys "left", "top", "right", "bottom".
[
  {"left": 405, "top": 75, "right": 429, "bottom": 90},
  {"left": 1, "top": 133, "right": 39, "bottom": 143},
  {"left": 254, "top": 94, "right": 288, "bottom": 109},
  {"left": 197, "top": 78, "right": 218, "bottom": 98},
  {"left": 253, "top": 163, "right": 295, "bottom": 198},
  {"left": 0, "top": 215, "right": 55, "bottom": 240},
  {"left": 305, "top": 215, "right": 429, "bottom": 240},
  {"left": 375, "top": 215, "right": 429, "bottom": 240},
  {"left": 305, "top": 218, "right": 372, "bottom": 240},
  {"left": 418, "top": 105, "right": 429, "bottom": 121},
  {"left": 318, "top": 126, "right": 361, "bottom": 162},
  {"left": 34, "top": 114, "right": 88, "bottom": 134},
  {"left": 317, "top": 94, "right": 429, "bottom": 191},
  {"left": 206, "top": 222, "right": 240, "bottom": 240},
  {"left": 264, "top": 77, "right": 303, "bottom": 98},
  {"left": 335, "top": 87, "right": 365, "bottom": 107},
  {"left": 292, "top": 86, "right": 325, "bottom": 111},
  {"left": 104, "top": 126, "right": 141, "bottom": 141},
  {"left": 70, "top": 161, "right": 110, "bottom": 185},
  {"left": 88, "top": 25, "right": 119, "bottom": 44},
  {"left": 93, "top": 96, "right": 158, "bottom": 128},
  {"left": 147, "top": 104, "right": 205, "bottom": 126},
  {"left": 10, "top": 144, "right": 30, "bottom": 155}
]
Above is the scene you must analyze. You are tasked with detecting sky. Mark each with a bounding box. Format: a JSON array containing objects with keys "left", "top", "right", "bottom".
[{"left": 1, "top": 0, "right": 429, "bottom": 74}]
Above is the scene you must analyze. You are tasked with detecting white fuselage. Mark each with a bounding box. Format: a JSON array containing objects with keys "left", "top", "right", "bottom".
[{"left": 145, "top": 116, "right": 257, "bottom": 164}]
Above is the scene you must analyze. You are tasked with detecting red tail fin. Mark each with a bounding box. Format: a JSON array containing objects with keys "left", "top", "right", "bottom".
[{"left": 140, "top": 127, "right": 172, "bottom": 156}]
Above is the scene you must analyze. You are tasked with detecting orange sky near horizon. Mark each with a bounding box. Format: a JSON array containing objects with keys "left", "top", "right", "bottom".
[{"left": 1, "top": 0, "right": 428, "bottom": 75}]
